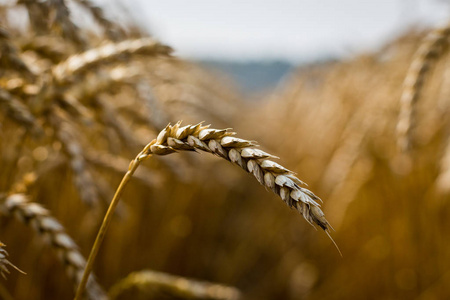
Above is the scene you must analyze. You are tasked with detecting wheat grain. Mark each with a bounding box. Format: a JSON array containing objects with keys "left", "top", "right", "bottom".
[
  {"left": 0, "top": 194, "right": 106, "bottom": 299},
  {"left": 397, "top": 22, "right": 450, "bottom": 151}
]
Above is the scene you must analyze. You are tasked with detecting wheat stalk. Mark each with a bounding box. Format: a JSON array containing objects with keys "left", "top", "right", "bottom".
[
  {"left": 397, "top": 22, "right": 450, "bottom": 151},
  {"left": 0, "top": 194, "right": 107, "bottom": 300},
  {"left": 75, "top": 121, "right": 339, "bottom": 300}
]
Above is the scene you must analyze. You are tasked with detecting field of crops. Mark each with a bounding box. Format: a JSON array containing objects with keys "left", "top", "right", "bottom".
[{"left": 1, "top": 1, "right": 449, "bottom": 299}]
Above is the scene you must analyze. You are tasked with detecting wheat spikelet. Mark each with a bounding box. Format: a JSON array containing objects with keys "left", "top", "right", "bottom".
[
  {"left": 108, "top": 270, "right": 241, "bottom": 300},
  {"left": 52, "top": 38, "right": 173, "bottom": 83},
  {"left": 0, "top": 241, "right": 25, "bottom": 280},
  {"left": 397, "top": 22, "right": 450, "bottom": 151},
  {"left": 0, "top": 194, "right": 106, "bottom": 300}
]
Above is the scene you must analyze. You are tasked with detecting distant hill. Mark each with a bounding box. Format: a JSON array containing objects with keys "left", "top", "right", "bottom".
[{"left": 198, "top": 60, "right": 295, "bottom": 94}]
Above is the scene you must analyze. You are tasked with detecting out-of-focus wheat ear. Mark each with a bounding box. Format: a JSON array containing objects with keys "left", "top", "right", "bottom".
[
  {"left": 52, "top": 38, "right": 173, "bottom": 84},
  {"left": 0, "top": 241, "right": 26, "bottom": 279},
  {"left": 73, "top": 0, "right": 126, "bottom": 41},
  {"left": 0, "top": 27, "right": 34, "bottom": 78},
  {"left": 85, "top": 150, "right": 164, "bottom": 188},
  {"left": 50, "top": 109, "right": 100, "bottom": 206},
  {"left": 397, "top": 22, "right": 450, "bottom": 152},
  {"left": 436, "top": 137, "right": 450, "bottom": 195},
  {"left": 0, "top": 89, "right": 37, "bottom": 130},
  {"left": 0, "top": 194, "right": 107, "bottom": 300},
  {"left": 108, "top": 270, "right": 241, "bottom": 300},
  {"left": 47, "top": 0, "right": 87, "bottom": 46}
]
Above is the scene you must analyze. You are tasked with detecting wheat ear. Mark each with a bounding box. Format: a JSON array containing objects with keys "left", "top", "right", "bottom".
[
  {"left": 52, "top": 38, "right": 172, "bottom": 84},
  {"left": 108, "top": 270, "right": 241, "bottom": 300},
  {"left": 75, "top": 121, "right": 339, "bottom": 300},
  {"left": 397, "top": 22, "right": 450, "bottom": 151},
  {"left": 0, "top": 194, "right": 107, "bottom": 300}
]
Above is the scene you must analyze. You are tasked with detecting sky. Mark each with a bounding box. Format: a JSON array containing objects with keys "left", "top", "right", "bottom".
[{"left": 112, "top": 0, "right": 450, "bottom": 62}]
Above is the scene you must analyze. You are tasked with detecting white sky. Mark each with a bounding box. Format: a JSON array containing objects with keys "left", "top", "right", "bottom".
[{"left": 115, "top": 0, "right": 450, "bottom": 62}]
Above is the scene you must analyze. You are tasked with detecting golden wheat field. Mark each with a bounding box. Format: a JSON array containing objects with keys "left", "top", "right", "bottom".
[{"left": 1, "top": 1, "right": 450, "bottom": 299}]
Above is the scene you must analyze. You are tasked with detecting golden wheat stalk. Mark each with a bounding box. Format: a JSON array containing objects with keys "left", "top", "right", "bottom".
[
  {"left": 108, "top": 270, "right": 241, "bottom": 300},
  {"left": 75, "top": 121, "right": 339, "bottom": 300},
  {"left": 0, "top": 194, "right": 106, "bottom": 299},
  {"left": 0, "top": 241, "right": 25, "bottom": 280},
  {"left": 397, "top": 22, "right": 450, "bottom": 151}
]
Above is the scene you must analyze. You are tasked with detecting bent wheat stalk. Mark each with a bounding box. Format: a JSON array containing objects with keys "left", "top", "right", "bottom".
[{"left": 75, "top": 121, "right": 339, "bottom": 299}]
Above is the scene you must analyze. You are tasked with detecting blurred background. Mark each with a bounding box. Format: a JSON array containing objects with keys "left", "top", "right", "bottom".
[{"left": 0, "top": 0, "right": 450, "bottom": 299}]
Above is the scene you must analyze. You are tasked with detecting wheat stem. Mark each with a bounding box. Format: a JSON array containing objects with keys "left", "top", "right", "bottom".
[{"left": 74, "top": 149, "right": 151, "bottom": 300}]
